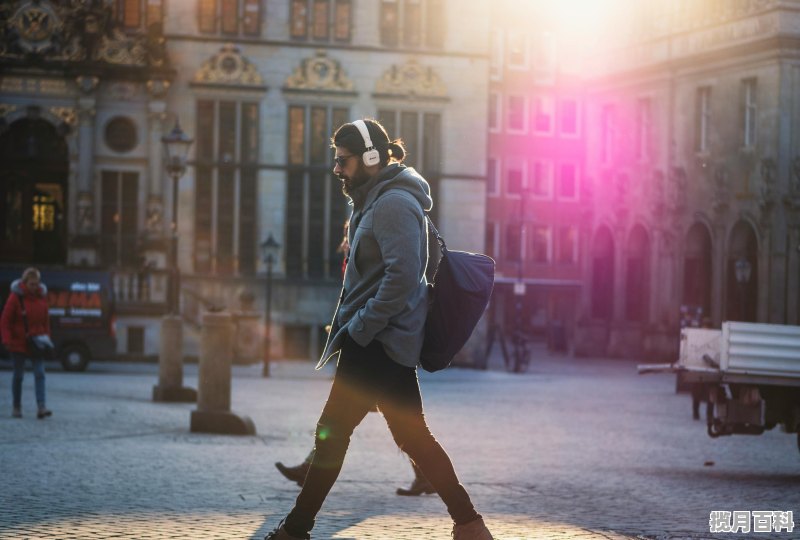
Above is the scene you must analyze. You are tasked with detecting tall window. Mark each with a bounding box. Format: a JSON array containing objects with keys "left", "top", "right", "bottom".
[
  {"left": 380, "top": 0, "right": 445, "bottom": 48},
  {"left": 636, "top": 97, "right": 652, "bottom": 161},
  {"left": 198, "top": 0, "right": 262, "bottom": 36},
  {"left": 533, "top": 96, "right": 553, "bottom": 134},
  {"left": 376, "top": 109, "right": 442, "bottom": 219},
  {"left": 560, "top": 98, "right": 578, "bottom": 135},
  {"left": 531, "top": 226, "right": 551, "bottom": 263},
  {"left": 507, "top": 95, "right": 527, "bottom": 133},
  {"left": 286, "top": 105, "right": 350, "bottom": 280},
  {"left": 115, "top": 0, "right": 163, "bottom": 30},
  {"left": 101, "top": 171, "right": 139, "bottom": 267},
  {"left": 505, "top": 159, "right": 525, "bottom": 196},
  {"left": 557, "top": 226, "right": 578, "bottom": 264},
  {"left": 489, "top": 93, "right": 501, "bottom": 132},
  {"left": 696, "top": 86, "right": 711, "bottom": 153},
  {"left": 558, "top": 163, "right": 578, "bottom": 201},
  {"left": 531, "top": 160, "right": 552, "bottom": 199},
  {"left": 291, "top": 0, "right": 352, "bottom": 41},
  {"left": 194, "top": 100, "right": 260, "bottom": 276},
  {"left": 601, "top": 104, "right": 616, "bottom": 164},
  {"left": 489, "top": 29, "right": 503, "bottom": 81},
  {"left": 507, "top": 30, "right": 529, "bottom": 69},
  {"left": 742, "top": 78, "right": 757, "bottom": 148}
]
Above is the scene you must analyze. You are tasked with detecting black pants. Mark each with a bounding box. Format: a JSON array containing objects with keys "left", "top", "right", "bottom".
[{"left": 284, "top": 334, "right": 479, "bottom": 536}]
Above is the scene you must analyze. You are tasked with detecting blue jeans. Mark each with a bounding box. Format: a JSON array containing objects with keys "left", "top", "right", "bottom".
[{"left": 11, "top": 353, "right": 46, "bottom": 408}]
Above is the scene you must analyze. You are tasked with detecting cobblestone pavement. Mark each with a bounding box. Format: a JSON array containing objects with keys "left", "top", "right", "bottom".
[{"left": 0, "top": 345, "right": 798, "bottom": 540}]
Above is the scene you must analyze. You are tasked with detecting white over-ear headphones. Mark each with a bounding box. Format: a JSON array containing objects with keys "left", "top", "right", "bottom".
[{"left": 353, "top": 119, "right": 381, "bottom": 167}]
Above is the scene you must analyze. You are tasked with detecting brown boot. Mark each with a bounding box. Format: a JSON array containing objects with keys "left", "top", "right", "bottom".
[
  {"left": 396, "top": 475, "right": 435, "bottom": 496},
  {"left": 264, "top": 522, "right": 309, "bottom": 540},
  {"left": 274, "top": 461, "right": 309, "bottom": 487},
  {"left": 452, "top": 518, "right": 493, "bottom": 540}
]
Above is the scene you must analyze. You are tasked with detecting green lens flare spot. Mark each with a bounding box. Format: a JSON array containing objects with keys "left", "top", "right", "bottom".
[{"left": 318, "top": 426, "right": 331, "bottom": 440}]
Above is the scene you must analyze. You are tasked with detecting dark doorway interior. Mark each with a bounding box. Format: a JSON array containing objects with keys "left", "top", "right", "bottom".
[{"left": 0, "top": 117, "right": 69, "bottom": 265}]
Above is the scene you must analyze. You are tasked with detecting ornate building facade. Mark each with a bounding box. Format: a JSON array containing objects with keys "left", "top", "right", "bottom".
[
  {"left": 0, "top": 0, "right": 490, "bottom": 361},
  {"left": 575, "top": 0, "right": 800, "bottom": 359}
]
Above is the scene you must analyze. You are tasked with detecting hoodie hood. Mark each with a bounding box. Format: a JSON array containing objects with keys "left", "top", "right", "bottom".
[
  {"left": 353, "top": 163, "right": 433, "bottom": 213},
  {"left": 11, "top": 279, "right": 47, "bottom": 297}
]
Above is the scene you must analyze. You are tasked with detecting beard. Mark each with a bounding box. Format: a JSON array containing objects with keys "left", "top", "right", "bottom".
[{"left": 339, "top": 166, "right": 372, "bottom": 198}]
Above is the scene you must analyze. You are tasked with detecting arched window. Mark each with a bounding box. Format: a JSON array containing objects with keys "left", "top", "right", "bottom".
[
  {"left": 625, "top": 225, "right": 650, "bottom": 322},
  {"left": 591, "top": 226, "right": 614, "bottom": 320}
]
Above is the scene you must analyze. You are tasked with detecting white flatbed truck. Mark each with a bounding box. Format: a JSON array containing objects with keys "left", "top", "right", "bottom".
[{"left": 639, "top": 322, "right": 800, "bottom": 453}]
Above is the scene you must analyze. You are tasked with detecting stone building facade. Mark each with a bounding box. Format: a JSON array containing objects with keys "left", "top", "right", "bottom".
[
  {"left": 575, "top": 0, "right": 800, "bottom": 359},
  {"left": 0, "top": 0, "right": 490, "bottom": 361}
]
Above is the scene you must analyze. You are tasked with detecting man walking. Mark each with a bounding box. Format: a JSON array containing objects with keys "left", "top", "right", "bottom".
[{"left": 265, "top": 119, "right": 492, "bottom": 540}]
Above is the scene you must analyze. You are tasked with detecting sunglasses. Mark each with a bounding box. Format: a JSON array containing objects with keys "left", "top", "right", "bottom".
[{"left": 334, "top": 154, "right": 356, "bottom": 167}]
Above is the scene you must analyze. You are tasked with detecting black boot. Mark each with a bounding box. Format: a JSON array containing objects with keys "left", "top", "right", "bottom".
[
  {"left": 275, "top": 461, "right": 310, "bottom": 487},
  {"left": 396, "top": 464, "right": 435, "bottom": 496}
]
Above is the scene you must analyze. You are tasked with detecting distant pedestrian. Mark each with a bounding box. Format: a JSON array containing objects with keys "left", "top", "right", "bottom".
[
  {"left": 1, "top": 267, "right": 53, "bottom": 419},
  {"left": 264, "top": 119, "right": 493, "bottom": 540}
]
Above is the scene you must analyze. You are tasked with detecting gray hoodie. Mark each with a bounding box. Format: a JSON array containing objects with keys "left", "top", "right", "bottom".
[{"left": 317, "top": 164, "right": 433, "bottom": 369}]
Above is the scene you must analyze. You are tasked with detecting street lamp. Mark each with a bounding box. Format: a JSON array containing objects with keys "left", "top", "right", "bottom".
[
  {"left": 260, "top": 233, "right": 280, "bottom": 377},
  {"left": 161, "top": 118, "right": 193, "bottom": 314},
  {"left": 734, "top": 256, "right": 752, "bottom": 322}
]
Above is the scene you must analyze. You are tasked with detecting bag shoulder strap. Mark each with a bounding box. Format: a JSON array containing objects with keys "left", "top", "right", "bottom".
[{"left": 15, "top": 292, "right": 30, "bottom": 337}]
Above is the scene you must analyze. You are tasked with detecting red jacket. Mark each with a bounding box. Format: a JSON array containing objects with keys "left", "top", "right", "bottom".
[{"left": 1, "top": 279, "right": 51, "bottom": 355}]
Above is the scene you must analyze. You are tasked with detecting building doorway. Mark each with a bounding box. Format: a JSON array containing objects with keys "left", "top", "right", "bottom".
[
  {"left": 726, "top": 221, "right": 758, "bottom": 322},
  {"left": 0, "top": 117, "right": 68, "bottom": 265}
]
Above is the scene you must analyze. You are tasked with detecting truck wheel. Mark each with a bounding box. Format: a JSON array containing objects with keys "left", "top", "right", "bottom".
[{"left": 61, "top": 344, "right": 90, "bottom": 372}]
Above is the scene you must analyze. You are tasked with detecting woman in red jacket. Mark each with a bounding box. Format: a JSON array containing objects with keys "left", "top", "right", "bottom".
[{"left": 1, "top": 267, "right": 53, "bottom": 419}]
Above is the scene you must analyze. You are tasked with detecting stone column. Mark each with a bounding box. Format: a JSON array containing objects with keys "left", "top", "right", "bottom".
[
  {"left": 153, "top": 315, "right": 196, "bottom": 402},
  {"left": 711, "top": 223, "right": 727, "bottom": 326},
  {"left": 190, "top": 312, "right": 256, "bottom": 435},
  {"left": 75, "top": 76, "right": 99, "bottom": 237}
]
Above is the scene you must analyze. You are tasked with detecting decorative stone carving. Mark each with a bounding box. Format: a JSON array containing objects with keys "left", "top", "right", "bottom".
[
  {"left": 712, "top": 164, "right": 730, "bottom": 214},
  {"left": 669, "top": 166, "right": 687, "bottom": 216},
  {"left": 651, "top": 170, "right": 666, "bottom": 218},
  {"left": 48, "top": 107, "right": 77, "bottom": 128},
  {"left": 146, "top": 195, "right": 163, "bottom": 235},
  {"left": 0, "top": 104, "right": 18, "bottom": 121},
  {"left": 76, "top": 191, "right": 94, "bottom": 234},
  {"left": 76, "top": 75, "right": 99, "bottom": 95},
  {"left": 1, "top": 1, "right": 168, "bottom": 68},
  {"left": 284, "top": 50, "right": 354, "bottom": 93},
  {"left": 192, "top": 44, "right": 265, "bottom": 88},
  {"left": 146, "top": 79, "right": 171, "bottom": 99},
  {"left": 375, "top": 58, "right": 448, "bottom": 99}
]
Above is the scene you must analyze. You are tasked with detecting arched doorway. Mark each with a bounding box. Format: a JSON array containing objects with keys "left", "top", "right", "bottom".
[
  {"left": 625, "top": 225, "right": 650, "bottom": 322},
  {"left": 591, "top": 226, "right": 614, "bottom": 320},
  {"left": 683, "top": 223, "right": 712, "bottom": 323},
  {"left": 726, "top": 221, "right": 758, "bottom": 322},
  {"left": 0, "top": 117, "right": 69, "bottom": 265}
]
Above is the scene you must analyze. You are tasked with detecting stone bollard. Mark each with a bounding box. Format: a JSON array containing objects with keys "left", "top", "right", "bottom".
[
  {"left": 190, "top": 312, "right": 256, "bottom": 435},
  {"left": 153, "top": 315, "right": 197, "bottom": 402}
]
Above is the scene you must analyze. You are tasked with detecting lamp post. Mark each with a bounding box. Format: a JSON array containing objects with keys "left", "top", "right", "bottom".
[
  {"left": 260, "top": 233, "right": 280, "bottom": 377},
  {"left": 734, "top": 256, "right": 752, "bottom": 322},
  {"left": 161, "top": 118, "right": 193, "bottom": 314},
  {"left": 512, "top": 187, "right": 530, "bottom": 373}
]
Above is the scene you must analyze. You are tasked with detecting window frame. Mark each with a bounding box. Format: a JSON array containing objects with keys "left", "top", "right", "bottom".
[
  {"left": 556, "top": 225, "right": 579, "bottom": 265},
  {"left": 192, "top": 98, "right": 262, "bottom": 276},
  {"left": 504, "top": 157, "right": 527, "bottom": 198},
  {"left": 530, "top": 224, "right": 552, "bottom": 265},
  {"left": 742, "top": 77, "right": 757, "bottom": 149},
  {"left": 559, "top": 98, "right": 580, "bottom": 137},
  {"left": 380, "top": 0, "right": 445, "bottom": 49},
  {"left": 601, "top": 104, "right": 616, "bottom": 165},
  {"left": 557, "top": 162, "right": 579, "bottom": 202},
  {"left": 506, "top": 94, "right": 528, "bottom": 134},
  {"left": 635, "top": 97, "right": 652, "bottom": 162},
  {"left": 530, "top": 159, "right": 553, "bottom": 200},
  {"left": 533, "top": 95, "right": 554, "bottom": 135},
  {"left": 507, "top": 29, "right": 529, "bottom": 70},
  {"left": 696, "top": 86, "right": 711, "bottom": 154},
  {"left": 198, "top": 0, "right": 262, "bottom": 37}
]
